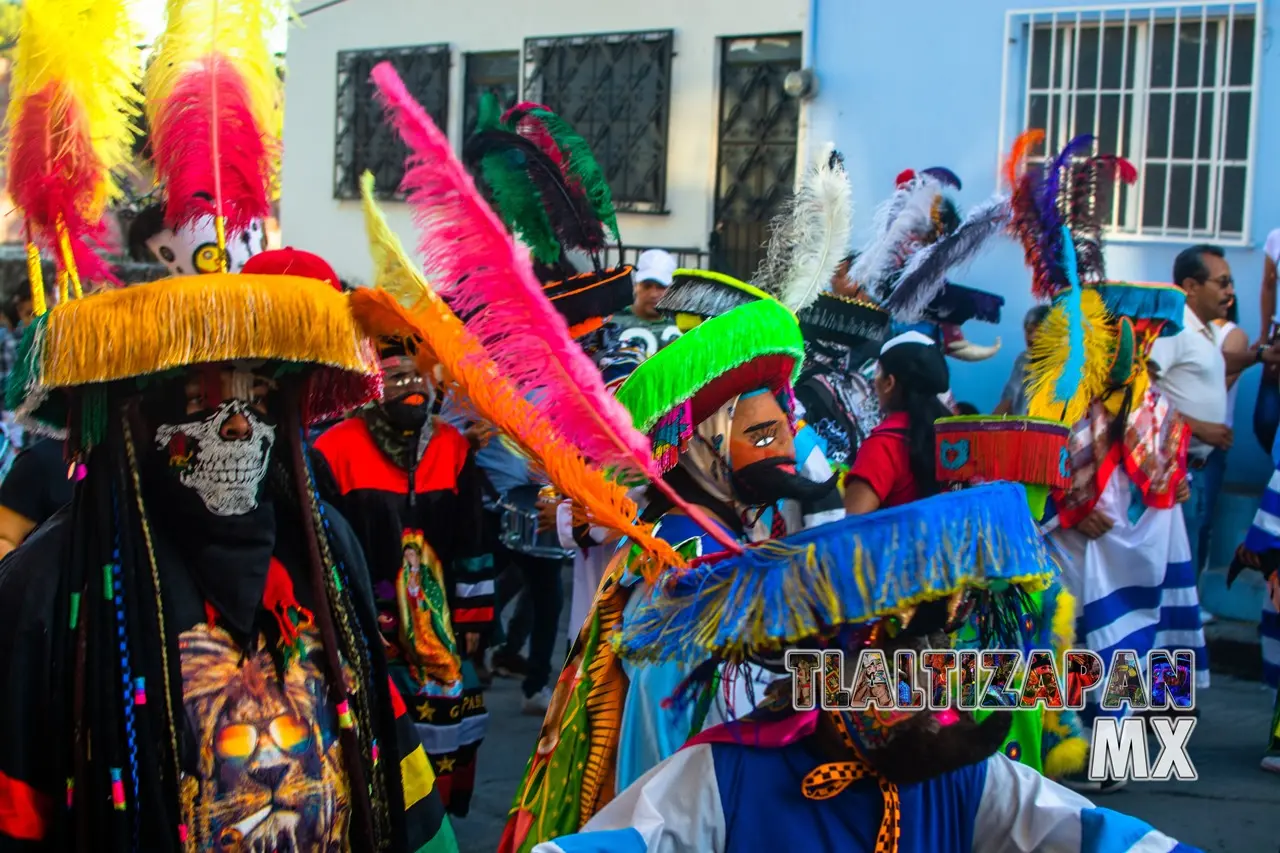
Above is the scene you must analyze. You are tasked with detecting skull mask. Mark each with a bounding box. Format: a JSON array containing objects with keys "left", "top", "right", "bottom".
[{"left": 155, "top": 400, "right": 277, "bottom": 517}]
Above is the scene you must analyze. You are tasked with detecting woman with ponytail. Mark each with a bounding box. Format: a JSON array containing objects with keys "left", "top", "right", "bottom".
[{"left": 843, "top": 331, "right": 952, "bottom": 513}]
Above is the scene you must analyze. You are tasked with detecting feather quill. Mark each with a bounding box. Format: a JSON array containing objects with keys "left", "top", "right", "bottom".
[
  {"left": 881, "top": 196, "right": 1011, "bottom": 321},
  {"left": 144, "top": 0, "right": 282, "bottom": 236},
  {"left": 355, "top": 171, "right": 684, "bottom": 577},
  {"left": 369, "top": 62, "right": 742, "bottom": 555},
  {"left": 752, "top": 146, "right": 854, "bottom": 314},
  {"left": 5, "top": 0, "right": 140, "bottom": 294}
]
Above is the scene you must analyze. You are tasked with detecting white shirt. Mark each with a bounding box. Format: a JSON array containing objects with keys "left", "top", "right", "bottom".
[
  {"left": 1149, "top": 305, "right": 1226, "bottom": 459},
  {"left": 1216, "top": 319, "right": 1241, "bottom": 429},
  {"left": 1265, "top": 227, "right": 1280, "bottom": 266}
]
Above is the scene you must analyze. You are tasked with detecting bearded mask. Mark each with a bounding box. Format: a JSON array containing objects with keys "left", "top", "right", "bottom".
[
  {"left": 684, "top": 389, "right": 836, "bottom": 509},
  {"left": 154, "top": 399, "right": 277, "bottom": 517}
]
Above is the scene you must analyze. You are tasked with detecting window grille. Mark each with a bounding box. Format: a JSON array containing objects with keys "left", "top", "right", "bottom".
[
  {"left": 334, "top": 44, "right": 451, "bottom": 200},
  {"left": 524, "top": 30, "right": 674, "bottom": 212},
  {"left": 999, "top": 2, "right": 1262, "bottom": 243},
  {"left": 463, "top": 51, "right": 519, "bottom": 139}
]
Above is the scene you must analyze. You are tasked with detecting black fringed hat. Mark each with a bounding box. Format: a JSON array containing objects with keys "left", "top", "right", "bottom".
[{"left": 797, "top": 293, "right": 892, "bottom": 351}]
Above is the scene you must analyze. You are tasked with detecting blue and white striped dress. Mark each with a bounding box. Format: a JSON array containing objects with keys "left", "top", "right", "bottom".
[
  {"left": 1240, "top": 460, "right": 1280, "bottom": 689},
  {"left": 1043, "top": 466, "right": 1210, "bottom": 717}
]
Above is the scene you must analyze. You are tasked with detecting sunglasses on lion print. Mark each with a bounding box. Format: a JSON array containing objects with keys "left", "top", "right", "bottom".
[{"left": 215, "top": 714, "right": 313, "bottom": 760}]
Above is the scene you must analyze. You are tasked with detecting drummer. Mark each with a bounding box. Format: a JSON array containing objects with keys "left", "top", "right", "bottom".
[{"left": 312, "top": 334, "right": 495, "bottom": 818}]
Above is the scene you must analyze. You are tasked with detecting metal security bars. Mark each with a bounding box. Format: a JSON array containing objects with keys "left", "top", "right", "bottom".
[
  {"left": 463, "top": 51, "right": 520, "bottom": 140},
  {"left": 523, "top": 30, "right": 674, "bottom": 212},
  {"left": 999, "top": 2, "right": 1262, "bottom": 243},
  {"left": 334, "top": 44, "right": 451, "bottom": 200}
]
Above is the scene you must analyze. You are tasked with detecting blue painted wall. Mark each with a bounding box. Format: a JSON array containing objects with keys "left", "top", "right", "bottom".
[{"left": 807, "top": 0, "right": 1280, "bottom": 488}]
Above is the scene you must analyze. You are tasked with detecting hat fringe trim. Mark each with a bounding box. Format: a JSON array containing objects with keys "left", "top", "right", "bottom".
[
  {"left": 616, "top": 299, "right": 804, "bottom": 435},
  {"left": 615, "top": 482, "right": 1055, "bottom": 664},
  {"left": 34, "top": 274, "right": 377, "bottom": 388}
]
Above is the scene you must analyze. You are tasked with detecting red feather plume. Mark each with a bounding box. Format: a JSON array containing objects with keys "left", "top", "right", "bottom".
[{"left": 149, "top": 54, "right": 275, "bottom": 233}]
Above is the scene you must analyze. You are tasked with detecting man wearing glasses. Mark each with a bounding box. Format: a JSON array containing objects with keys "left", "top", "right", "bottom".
[{"left": 1151, "top": 245, "right": 1280, "bottom": 585}]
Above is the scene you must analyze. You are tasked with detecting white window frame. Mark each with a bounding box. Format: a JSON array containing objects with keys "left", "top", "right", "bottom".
[{"left": 998, "top": 2, "right": 1264, "bottom": 246}]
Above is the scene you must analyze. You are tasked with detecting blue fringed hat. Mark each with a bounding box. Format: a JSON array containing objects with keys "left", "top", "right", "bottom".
[{"left": 615, "top": 482, "right": 1057, "bottom": 665}]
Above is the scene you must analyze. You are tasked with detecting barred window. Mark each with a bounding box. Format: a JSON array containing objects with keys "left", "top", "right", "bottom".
[
  {"left": 1001, "top": 3, "right": 1260, "bottom": 242},
  {"left": 463, "top": 51, "right": 520, "bottom": 138},
  {"left": 334, "top": 44, "right": 451, "bottom": 200},
  {"left": 523, "top": 30, "right": 674, "bottom": 213}
]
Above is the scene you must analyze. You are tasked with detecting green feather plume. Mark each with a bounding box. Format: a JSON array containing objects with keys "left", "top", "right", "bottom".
[{"left": 524, "top": 107, "right": 619, "bottom": 242}]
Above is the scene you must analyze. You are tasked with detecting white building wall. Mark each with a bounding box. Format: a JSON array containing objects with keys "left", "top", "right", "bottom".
[{"left": 280, "top": 0, "right": 808, "bottom": 281}]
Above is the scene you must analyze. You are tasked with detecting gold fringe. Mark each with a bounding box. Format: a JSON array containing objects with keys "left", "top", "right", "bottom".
[{"left": 36, "top": 273, "right": 380, "bottom": 388}]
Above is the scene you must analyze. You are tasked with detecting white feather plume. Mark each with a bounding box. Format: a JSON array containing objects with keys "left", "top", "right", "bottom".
[
  {"left": 850, "top": 175, "right": 945, "bottom": 301},
  {"left": 752, "top": 144, "right": 854, "bottom": 313},
  {"left": 880, "top": 194, "right": 1012, "bottom": 322}
]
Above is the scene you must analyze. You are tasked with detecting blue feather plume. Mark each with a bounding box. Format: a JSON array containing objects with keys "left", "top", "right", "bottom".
[{"left": 1055, "top": 225, "right": 1086, "bottom": 403}]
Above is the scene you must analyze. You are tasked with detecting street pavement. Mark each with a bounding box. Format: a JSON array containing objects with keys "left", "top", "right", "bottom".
[{"left": 449, "top": 671, "right": 1280, "bottom": 853}]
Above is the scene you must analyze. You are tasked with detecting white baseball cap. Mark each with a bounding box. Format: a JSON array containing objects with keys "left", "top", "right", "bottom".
[{"left": 634, "top": 248, "right": 678, "bottom": 287}]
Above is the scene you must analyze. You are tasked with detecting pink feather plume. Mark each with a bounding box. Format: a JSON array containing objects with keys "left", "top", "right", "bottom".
[
  {"left": 150, "top": 54, "right": 274, "bottom": 234},
  {"left": 370, "top": 62, "right": 743, "bottom": 555}
]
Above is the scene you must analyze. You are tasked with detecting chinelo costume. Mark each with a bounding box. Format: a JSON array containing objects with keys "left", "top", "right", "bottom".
[
  {"left": 311, "top": 271, "right": 496, "bottom": 817},
  {"left": 531, "top": 477, "right": 1199, "bottom": 853},
  {"left": 0, "top": 2, "right": 456, "bottom": 851},
  {"left": 1005, "top": 133, "right": 1207, "bottom": 782},
  {"left": 500, "top": 295, "right": 845, "bottom": 852},
  {"left": 1226, "top": 462, "right": 1280, "bottom": 772}
]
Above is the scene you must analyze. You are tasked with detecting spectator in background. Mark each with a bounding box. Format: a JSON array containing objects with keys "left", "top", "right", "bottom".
[
  {"left": 1198, "top": 296, "right": 1251, "bottom": 591},
  {"left": 611, "top": 249, "right": 681, "bottom": 358},
  {"left": 0, "top": 437, "right": 73, "bottom": 558},
  {"left": 1151, "top": 246, "right": 1280, "bottom": 587},
  {"left": 1258, "top": 227, "right": 1279, "bottom": 344},
  {"left": 993, "top": 305, "right": 1051, "bottom": 416}
]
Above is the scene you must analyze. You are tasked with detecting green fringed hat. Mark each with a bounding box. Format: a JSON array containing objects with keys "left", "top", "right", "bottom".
[
  {"left": 655, "top": 269, "right": 772, "bottom": 331},
  {"left": 615, "top": 298, "right": 804, "bottom": 472}
]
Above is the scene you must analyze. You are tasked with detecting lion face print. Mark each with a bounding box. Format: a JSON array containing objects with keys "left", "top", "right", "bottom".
[{"left": 180, "top": 624, "right": 351, "bottom": 852}]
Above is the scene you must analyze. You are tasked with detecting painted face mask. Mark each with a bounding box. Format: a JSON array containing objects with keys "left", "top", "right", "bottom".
[
  {"left": 155, "top": 400, "right": 277, "bottom": 516},
  {"left": 379, "top": 355, "right": 436, "bottom": 433},
  {"left": 728, "top": 390, "right": 836, "bottom": 506}
]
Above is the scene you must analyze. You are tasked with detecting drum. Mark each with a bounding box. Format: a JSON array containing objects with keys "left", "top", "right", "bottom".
[{"left": 497, "top": 484, "right": 574, "bottom": 560}]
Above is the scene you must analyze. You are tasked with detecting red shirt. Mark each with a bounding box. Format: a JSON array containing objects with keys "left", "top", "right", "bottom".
[{"left": 847, "top": 412, "right": 919, "bottom": 508}]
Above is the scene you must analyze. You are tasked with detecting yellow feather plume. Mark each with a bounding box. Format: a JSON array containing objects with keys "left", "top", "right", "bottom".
[
  {"left": 353, "top": 172, "right": 685, "bottom": 579},
  {"left": 1026, "top": 289, "right": 1114, "bottom": 425},
  {"left": 5, "top": 0, "right": 140, "bottom": 211}
]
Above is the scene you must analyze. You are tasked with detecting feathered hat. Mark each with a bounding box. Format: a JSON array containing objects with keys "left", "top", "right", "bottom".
[
  {"left": 614, "top": 299, "right": 805, "bottom": 474},
  {"left": 615, "top": 481, "right": 1055, "bottom": 666},
  {"left": 4, "top": 0, "right": 141, "bottom": 302},
  {"left": 463, "top": 93, "right": 632, "bottom": 339},
  {"left": 5, "top": 0, "right": 380, "bottom": 449},
  {"left": 1006, "top": 131, "right": 1144, "bottom": 424},
  {"left": 851, "top": 167, "right": 1011, "bottom": 324},
  {"left": 934, "top": 414, "right": 1071, "bottom": 519}
]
